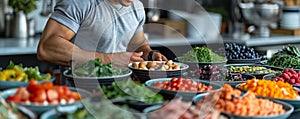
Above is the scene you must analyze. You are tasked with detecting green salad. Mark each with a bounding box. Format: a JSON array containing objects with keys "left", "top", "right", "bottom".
[
  {"left": 101, "top": 79, "right": 164, "bottom": 103},
  {"left": 176, "top": 47, "right": 227, "bottom": 63},
  {"left": 69, "top": 58, "right": 130, "bottom": 77}
]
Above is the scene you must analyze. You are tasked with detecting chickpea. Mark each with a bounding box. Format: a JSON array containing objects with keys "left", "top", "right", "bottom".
[
  {"left": 132, "top": 62, "right": 139, "bottom": 68},
  {"left": 146, "top": 62, "right": 157, "bottom": 69},
  {"left": 166, "top": 60, "right": 173, "bottom": 65}
]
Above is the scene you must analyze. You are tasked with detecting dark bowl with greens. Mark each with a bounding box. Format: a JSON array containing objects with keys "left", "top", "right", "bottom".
[
  {"left": 97, "top": 79, "right": 166, "bottom": 111},
  {"left": 62, "top": 59, "right": 132, "bottom": 90}
]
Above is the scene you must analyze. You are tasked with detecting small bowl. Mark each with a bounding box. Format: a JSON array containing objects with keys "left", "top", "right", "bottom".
[
  {"left": 128, "top": 61, "right": 189, "bottom": 83},
  {"left": 0, "top": 87, "right": 91, "bottom": 115},
  {"left": 62, "top": 69, "right": 132, "bottom": 90},
  {"left": 193, "top": 93, "right": 294, "bottom": 119},
  {"left": 145, "top": 78, "right": 222, "bottom": 101},
  {"left": 0, "top": 77, "right": 55, "bottom": 91}
]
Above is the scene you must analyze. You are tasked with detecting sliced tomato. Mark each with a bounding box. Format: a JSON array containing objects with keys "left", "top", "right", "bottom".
[
  {"left": 41, "top": 81, "right": 54, "bottom": 90},
  {"left": 46, "top": 89, "right": 58, "bottom": 102},
  {"left": 53, "top": 86, "right": 64, "bottom": 97},
  {"left": 30, "top": 89, "right": 47, "bottom": 103},
  {"left": 15, "top": 87, "right": 30, "bottom": 101},
  {"left": 62, "top": 85, "right": 72, "bottom": 96},
  {"left": 6, "top": 95, "right": 21, "bottom": 103}
]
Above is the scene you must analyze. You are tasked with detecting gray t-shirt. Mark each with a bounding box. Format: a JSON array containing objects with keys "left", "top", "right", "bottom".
[{"left": 50, "top": 0, "right": 145, "bottom": 53}]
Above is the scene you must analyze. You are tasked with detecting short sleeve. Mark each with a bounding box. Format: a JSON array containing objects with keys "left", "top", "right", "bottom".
[
  {"left": 50, "top": 0, "right": 92, "bottom": 33},
  {"left": 134, "top": 2, "right": 146, "bottom": 34}
]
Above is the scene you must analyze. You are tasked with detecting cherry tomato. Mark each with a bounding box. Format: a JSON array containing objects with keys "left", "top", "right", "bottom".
[
  {"left": 41, "top": 81, "right": 54, "bottom": 90},
  {"left": 6, "top": 95, "right": 21, "bottom": 103},
  {"left": 30, "top": 89, "right": 47, "bottom": 103},
  {"left": 15, "top": 87, "right": 30, "bottom": 101},
  {"left": 46, "top": 89, "right": 59, "bottom": 102}
]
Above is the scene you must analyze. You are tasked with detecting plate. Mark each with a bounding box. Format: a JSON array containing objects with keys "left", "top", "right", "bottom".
[
  {"left": 63, "top": 69, "right": 132, "bottom": 90},
  {"left": 193, "top": 93, "right": 294, "bottom": 119},
  {"left": 0, "top": 87, "right": 91, "bottom": 115},
  {"left": 145, "top": 78, "right": 222, "bottom": 101},
  {"left": 128, "top": 61, "right": 189, "bottom": 83},
  {"left": 0, "top": 77, "right": 55, "bottom": 91}
]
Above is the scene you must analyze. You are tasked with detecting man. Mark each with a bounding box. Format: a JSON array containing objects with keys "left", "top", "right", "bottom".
[{"left": 37, "top": 0, "right": 167, "bottom": 68}]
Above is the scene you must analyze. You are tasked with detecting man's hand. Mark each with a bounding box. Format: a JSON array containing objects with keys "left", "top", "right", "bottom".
[
  {"left": 111, "top": 52, "right": 144, "bottom": 68},
  {"left": 151, "top": 52, "right": 168, "bottom": 61}
]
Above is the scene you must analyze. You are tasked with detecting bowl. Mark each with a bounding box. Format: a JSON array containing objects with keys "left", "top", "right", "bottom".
[
  {"left": 0, "top": 77, "right": 55, "bottom": 91},
  {"left": 145, "top": 78, "right": 222, "bottom": 101},
  {"left": 62, "top": 69, "right": 132, "bottom": 90},
  {"left": 236, "top": 83, "right": 300, "bottom": 109},
  {"left": 128, "top": 61, "right": 189, "bottom": 83},
  {"left": 16, "top": 105, "right": 37, "bottom": 119},
  {"left": 0, "top": 87, "right": 91, "bottom": 115},
  {"left": 193, "top": 93, "right": 294, "bottom": 119}
]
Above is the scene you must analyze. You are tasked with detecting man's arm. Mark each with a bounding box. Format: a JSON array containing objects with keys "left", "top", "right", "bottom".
[
  {"left": 38, "top": 19, "right": 144, "bottom": 67},
  {"left": 128, "top": 31, "right": 167, "bottom": 61}
]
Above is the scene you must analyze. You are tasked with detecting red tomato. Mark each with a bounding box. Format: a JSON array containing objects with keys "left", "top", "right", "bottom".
[
  {"left": 15, "top": 87, "right": 30, "bottom": 101},
  {"left": 41, "top": 81, "right": 54, "bottom": 90},
  {"left": 27, "top": 83, "right": 43, "bottom": 93},
  {"left": 30, "top": 89, "right": 47, "bottom": 103},
  {"left": 62, "top": 86, "right": 72, "bottom": 96},
  {"left": 53, "top": 86, "right": 65, "bottom": 97},
  {"left": 6, "top": 95, "right": 21, "bottom": 103},
  {"left": 49, "top": 100, "right": 59, "bottom": 105},
  {"left": 46, "top": 89, "right": 59, "bottom": 102}
]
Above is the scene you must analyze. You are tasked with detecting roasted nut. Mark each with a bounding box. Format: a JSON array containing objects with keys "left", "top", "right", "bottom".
[
  {"left": 132, "top": 62, "right": 139, "bottom": 68},
  {"left": 166, "top": 60, "right": 173, "bottom": 65},
  {"left": 146, "top": 62, "right": 157, "bottom": 68}
]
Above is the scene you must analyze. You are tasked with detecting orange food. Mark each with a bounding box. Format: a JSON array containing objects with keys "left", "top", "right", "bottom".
[
  {"left": 197, "top": 84, "right": 286, "bottom": 117},
  {"left": 238, "top": 78, "right": 299, "bottom": 99}
]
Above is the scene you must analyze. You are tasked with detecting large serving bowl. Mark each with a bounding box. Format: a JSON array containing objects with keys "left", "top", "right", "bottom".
[
  {"left": 0, "top": 77, "right": 55, "bottom": 91},
  {"left": 128, "top": 61, "right": 189, "bottom": 83},
  {"left": 239, "top": 2, "right": 281, "bottom": 37},
  {"left": 193, "top": 93, "right": 294, "bottom": 119},
  {"left": 0, "top": 87, "right": 91, "bottom": 115},
  {"left": 145, "top": 78, "right": 222, "bottom": 101},
  {"left": 63, "top": 69, "right": 132, "bottom": 90}
]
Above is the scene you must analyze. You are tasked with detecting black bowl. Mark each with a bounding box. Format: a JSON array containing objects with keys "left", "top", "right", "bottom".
[
  {"left": 62, "top": 69, "right": 132, "bottom": 91},
  {"left": 128, "top": 61, "right": 189, "bottom": 83}
]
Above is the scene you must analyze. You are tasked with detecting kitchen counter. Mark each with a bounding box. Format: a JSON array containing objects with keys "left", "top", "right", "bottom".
[
  {"left": 1, "top": 35, "right": 300, "bottom": 56},
  {"left": 0, "top": 37, "right": 40, "bottom": 56}
]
